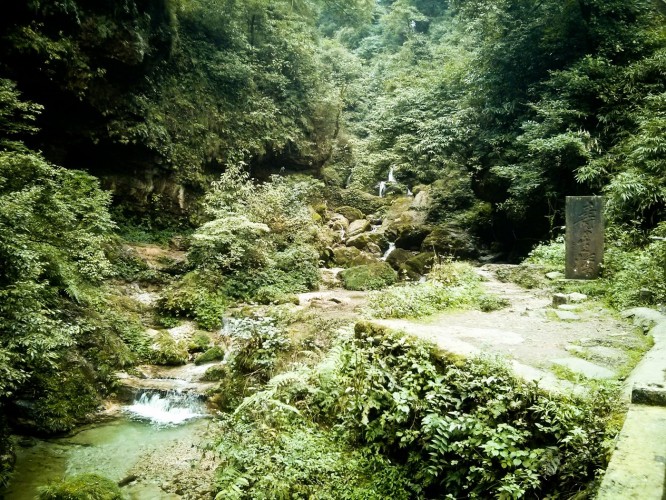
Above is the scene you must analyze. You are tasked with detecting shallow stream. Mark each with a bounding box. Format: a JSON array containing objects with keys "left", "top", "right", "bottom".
[{"left": 1, "top": 391, "right": 211, "bottom": 499}]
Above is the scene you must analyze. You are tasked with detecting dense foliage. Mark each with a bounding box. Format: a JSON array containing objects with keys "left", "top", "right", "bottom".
[{"left": 213, "top": 322, "right": 620, "bottom": 498}]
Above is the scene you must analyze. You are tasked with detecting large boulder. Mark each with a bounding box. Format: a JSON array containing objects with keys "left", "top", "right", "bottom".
[
  {"left": 332, "top": 247, "right": 378, "bottom": 267},
  {"left": 385, "top": 247, "right": 414, "bottom": 270},
  {"left": 400, "top": 252, "right": 436, "bottom": 280},
  {"left": 327, "top": 213, "right": 349, "bottom": 231},
  {"left": 421, "top": 225, "right": 478, "bottom": 258},
  {"left": 345, "top": 232, "right": 390, "bottom": 252},
  {"left": 347, "top": 219, "right": 371, "bottom": 237},
  {"left": 335, "top": 206, "right": 365, "bottom": 222},
  {"left": 339, "top": 262, "right": 398, "bottom": 291},
  {"left": 394, "top": 224, "right": 432, "bottom": 251}
]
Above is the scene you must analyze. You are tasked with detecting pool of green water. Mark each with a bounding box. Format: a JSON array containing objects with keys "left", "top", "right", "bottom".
[{"left": 1, "top": 416, "right": 209, "bottom": 499}]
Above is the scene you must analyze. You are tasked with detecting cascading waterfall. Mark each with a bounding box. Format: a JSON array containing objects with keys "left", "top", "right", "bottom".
[
  {"left": 378, "top": 181, "right": 387, "bottom": 198},
  {"left": 387, "top": 166, "right": 396, "bottom": 183},
  {"left": 345, "top": 172, "right": 352, "bottom": 188},
  {"left": 124, "top": 390, "right": 206, "bottom": 425},
  {"left": 381, "top": 242, "right": 396, "bottom": 261}
]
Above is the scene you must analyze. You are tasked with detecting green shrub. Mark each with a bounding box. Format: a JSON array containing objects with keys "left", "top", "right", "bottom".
[
  {"left": 157, "top": 271, "right": 227, "bottom": 330},
  {"left": 526, "top": 237, "right": 565, "bottom": 268},
  {"left": 194, "top": 346, "right": 225, "bottom": 365},
  {"left": 339, "top": 262, "right": 398, "bottom": 291},
  {"left": 367, "top": 261, "right": 484, "bottom": 318},
  {"left": 149, "top": 331, "right": 189, "bottom": 366},
  {"left": 38, "top": 473, "right": 122, "bottom": 500},
  {"left": 225, "top": 317, "right": 290, "bottom": 377},
  {"left": 479, "top": 294, "right": 511, "bottom": 312},
  {"left": 316, "top": 323, "right": 621, "bottom": 498},
  {"left": 21, "top": 362, "right": 100, "bottom": 434},
  {"left": 201, "top": 364, "right": 229, "bottom": 382}
]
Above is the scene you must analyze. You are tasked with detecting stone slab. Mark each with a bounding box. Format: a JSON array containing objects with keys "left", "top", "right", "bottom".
[
  {"left": 565, "top": 196, "right": 604, "bottom": 279},
  {"left": 552, "top": 357, "right": 615, "bottom": 379},
  {"left": 555, "top": 310, "right": 581, "bottom": 321},
  {"left": 597, "top": 405, "right": 666, "bottom": 500}
]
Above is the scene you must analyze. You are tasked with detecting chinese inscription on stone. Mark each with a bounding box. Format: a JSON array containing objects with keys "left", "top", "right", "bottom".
[{"left": 565, "top": 196, "right": 604, "bottom": 279}]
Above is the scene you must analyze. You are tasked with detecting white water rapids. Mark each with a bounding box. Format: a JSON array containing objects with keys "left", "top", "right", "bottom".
[{"left": 124, "top": 391, "right": 206, "bottom": 425}]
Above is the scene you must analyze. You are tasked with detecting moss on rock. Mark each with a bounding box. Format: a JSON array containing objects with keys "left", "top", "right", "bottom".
[
  {"left": 38, "top": 473, "right": 122, "bottom": 500},
  {"left": 339, "top": 262, "right": 398, "bottom": 291},
  {"left": 334, "top": 206, "right": 365, "bottom": 222},
  {"left": 194, "top": 346, "right": 226, "bottom": 365}
]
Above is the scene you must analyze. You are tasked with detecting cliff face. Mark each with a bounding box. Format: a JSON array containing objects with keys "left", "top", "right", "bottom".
[{"left": 0, "top": 0, "right": 335, "bottom": 216}]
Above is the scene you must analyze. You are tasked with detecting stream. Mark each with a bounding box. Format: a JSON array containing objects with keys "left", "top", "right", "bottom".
[{"left": 1, "top": 390, "right": 213, "bottom": 499}]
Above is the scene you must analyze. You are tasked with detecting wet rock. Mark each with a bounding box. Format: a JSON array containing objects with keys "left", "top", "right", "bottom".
[
  {"left": 327, "top": 213, "right": 349, "bottom": 231},
  {"left": 347, "top": 219, "right": 371, "bottom": 237}
]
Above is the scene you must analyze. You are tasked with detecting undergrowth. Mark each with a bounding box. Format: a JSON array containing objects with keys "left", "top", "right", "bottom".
[{"left": 212, "top": 322, "right": 622, "bottom": 499}]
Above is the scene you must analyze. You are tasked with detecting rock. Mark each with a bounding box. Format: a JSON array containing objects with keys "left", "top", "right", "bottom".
[
  {"left": 345, "top": 232, "right": 390, "bottom": 252},
  {"left": 334, "top": 206, "right": 364, "bottom": 222},
  {"left": 421, "top": 225, "right": 478, "bottom": 258},
  {"left": 555, "top": 310, "right": 581, "bottom": 321},
  {"left": 366, "top": 242, "right": 382, "bottom": 255},
  {"left": 545, "top": 271, "right": 564, "bottom": 280},
  {"left": 552, "top": 357, "right": 615, "bottom": 379},
  {"left": 339, "top": 262, "right": 398, "bottom": 291},
  {"left": 400, "top": 252, "right": 435, "bottom": 279},
  {"left": 332, "top": 247, "right": 377, "bottom": 267},
  {"left": 386, "top": 248, "right": 414, "bottom": 270},
  {"left": 568, "top": 292, "right": 588, "bottom": 303},
  {"left": 553, "top": 293, "right": 569, "bottom": 306},
  {"left": 327, "top": 213, "right": 349, "bottom": 231},
  {"left": 394, "top": 224, "right": 432, "bottom": 251},
  {"left": 347, "top": 219, "right": 371, "bottom": 237},
  {"left": 558, "top": 304, "right": 580, "bottom": 311},
  {"left": 621, "top": 307, "right": 666, "bottom": 331},
  {"left": 632, "top": 383, "right": 666, "bottom": 406},
  {"left": 410, "top": 189, "right": 430, "bottom": 209}
]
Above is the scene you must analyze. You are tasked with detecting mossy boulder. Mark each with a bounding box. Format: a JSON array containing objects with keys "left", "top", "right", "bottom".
[
  {"left": 386, "top": 247, "right": 414, "bottom": 270},
  {"left": 347, "top": 219, "right": 371, "bottom": 237},
  {"left": 200, "top": 364, "right": 229, "bottom": 381},
  {"left": 394, "top": 224, "right": 432, "bottom": 250},
  {"left": 150, "top": 331, "right": 189, "bottom": 366},
  {"left": 335, "top": 206, "right": 365, "bottom": 222},
  {"left": 345, "top": 232, "right": 390, "bottom": 252},
  {"left": 332, "top": 246, "right": 378, "bottom": 267},
  {"left": 421, "top": 225, "right": 478, "bottom": 259},
  {"left": 339, "top": 262, "right": 398, "bottom": 291},
  {"left": 400, "top": 252, "right": 436, "bottom": 279},
  {"left": 194, "top": 346, "right": 226, "bottom": 365},
  {"left": 38, "top": 473, "right": 122, "bottom": 500},
  {"left": 327, "top": 213, "right": 349, "bottom": 231}
]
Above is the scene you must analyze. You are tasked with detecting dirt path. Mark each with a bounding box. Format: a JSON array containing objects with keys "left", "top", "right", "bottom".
[{"left": 302, "top": 264, "right": 648, "bottom": 394}]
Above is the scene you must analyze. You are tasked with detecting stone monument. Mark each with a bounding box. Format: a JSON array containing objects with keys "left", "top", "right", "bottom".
[{"left": 565, "top": 196, "right": 604, "bottom": 279}]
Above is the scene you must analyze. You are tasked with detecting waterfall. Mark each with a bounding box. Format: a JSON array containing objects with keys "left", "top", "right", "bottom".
[
  {"left": 378, "top": 181, "right": 387, "bottom": 198},
  {"left": 381, "top": 242, "right": 396, "bottom": 261},
  {"left": 345, "top": 172, "right": 352, "bottom": 188},
  {"left": 407, "top": 187, "right": 413, "bottom": 196},
  {"left": 388, "top": 166, "right": 396, "bottom": 183},
  {"left": 124, "top": 390, "right": 206, "bottom": 425}
]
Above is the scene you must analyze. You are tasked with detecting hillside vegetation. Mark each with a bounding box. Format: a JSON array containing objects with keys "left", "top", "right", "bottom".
[{"left": 0, "top": 0, "right": 664, "bottom": 495}]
